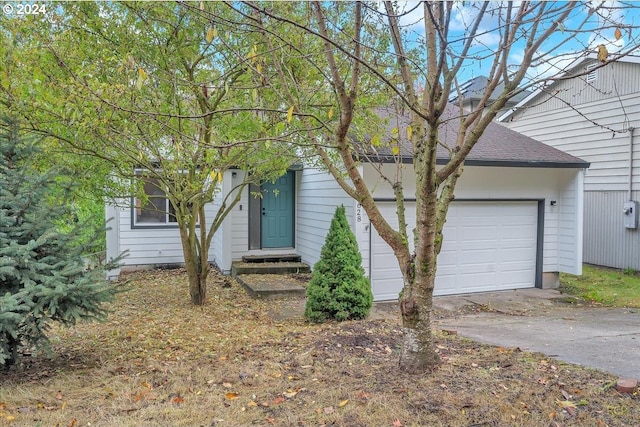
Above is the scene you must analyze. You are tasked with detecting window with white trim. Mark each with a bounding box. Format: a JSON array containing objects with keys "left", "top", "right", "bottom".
[{"left": 133, "top": 176, "right": 177, "bottom": 225}]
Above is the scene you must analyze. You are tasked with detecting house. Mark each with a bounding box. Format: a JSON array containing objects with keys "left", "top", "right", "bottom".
[
  {"left": 498, "top": 55, "right": 640, "bottom": 270},
  {"left": 449, "top": 75, "right": 531, "bottom": 116},
  {"left": 106, "top": 106, "right": 589, "bottom": 301}
]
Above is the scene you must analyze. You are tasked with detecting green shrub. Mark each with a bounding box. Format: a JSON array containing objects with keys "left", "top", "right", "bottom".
[{"left": 304, "top": 205, "right": 372, "bottom": 322}]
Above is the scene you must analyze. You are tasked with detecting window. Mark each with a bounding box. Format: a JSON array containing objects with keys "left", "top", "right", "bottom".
[{"left": 134, "top": 176, "right": 177, "bottom": 225}]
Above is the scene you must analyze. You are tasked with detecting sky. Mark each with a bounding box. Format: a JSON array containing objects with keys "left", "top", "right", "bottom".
[{"left": 386, "top": 1, "right": 640, "bottom": 83}]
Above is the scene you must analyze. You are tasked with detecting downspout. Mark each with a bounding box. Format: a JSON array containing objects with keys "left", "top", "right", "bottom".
[{"left": 629, "top": 127, "right": 635, "bottom": 201}]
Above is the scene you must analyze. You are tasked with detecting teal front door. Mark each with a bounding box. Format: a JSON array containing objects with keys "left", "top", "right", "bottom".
[{"left": 261, "top": 171, "right": 294, "bottom": 248}]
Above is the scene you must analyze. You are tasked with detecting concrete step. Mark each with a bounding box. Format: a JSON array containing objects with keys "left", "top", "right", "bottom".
[
  {"left": 235, "top": 274, "right": 307, "bottom": 299},
  {"left": 241, "top": 254, "right": 301, "bottom": 263},
  {"left": 231, "top": 260, "right": 310, "bottom": 276}
]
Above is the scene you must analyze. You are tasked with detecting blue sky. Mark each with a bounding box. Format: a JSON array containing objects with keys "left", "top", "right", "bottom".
[{"left": 386, "top": 1, "right": 640, "bottom": 83}]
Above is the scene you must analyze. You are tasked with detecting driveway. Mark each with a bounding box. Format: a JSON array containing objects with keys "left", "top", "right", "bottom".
[{"left": 432, "top": 289, "right": 640, "bottom": 379}]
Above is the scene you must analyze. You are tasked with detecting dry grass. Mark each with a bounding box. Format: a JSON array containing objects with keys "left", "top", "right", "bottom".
[{"left": 1, "top": 268, "right": 638, "bottom": 427}]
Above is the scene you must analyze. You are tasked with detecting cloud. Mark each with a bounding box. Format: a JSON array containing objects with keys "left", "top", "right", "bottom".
[{"left": 586, "top": 0, "right": 627, "bottom": 52}]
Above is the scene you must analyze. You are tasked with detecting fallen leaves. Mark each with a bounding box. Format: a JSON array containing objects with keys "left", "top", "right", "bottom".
[
  {"left": 282, "top": 389, "right": 298, "bottom": 399},
  {"left": 3, "top": 268, "right": 639, "bottom": 426}
]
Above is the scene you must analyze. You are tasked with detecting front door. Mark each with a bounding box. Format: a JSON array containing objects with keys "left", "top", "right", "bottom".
[{"left": 261, "top": 171, "right": 294, "bottom": 248}]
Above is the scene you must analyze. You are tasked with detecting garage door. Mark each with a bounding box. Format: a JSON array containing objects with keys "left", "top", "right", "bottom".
[{"left": 370, "top": 201, "right": 538, "bottom": 300}]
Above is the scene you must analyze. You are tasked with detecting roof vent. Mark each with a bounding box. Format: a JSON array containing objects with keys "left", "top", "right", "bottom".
[{"left": 585, "top": 63, "right": 598, "bottom": 84}]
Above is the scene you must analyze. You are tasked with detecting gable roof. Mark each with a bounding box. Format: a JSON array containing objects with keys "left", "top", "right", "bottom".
[
  {"left": 359, "top": 104, "right": 589, "bottom": 169},
  {"left": 497, "top": 54, "right": 640, "bottom": 122}
]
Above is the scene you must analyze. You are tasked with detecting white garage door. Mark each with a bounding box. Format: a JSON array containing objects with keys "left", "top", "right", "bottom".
[{"left": 370, "top": 201, "right": 538, "bottom": 300}]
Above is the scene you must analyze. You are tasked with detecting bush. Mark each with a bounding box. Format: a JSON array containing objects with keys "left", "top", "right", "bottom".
[
  {"left": 304, "top": 205, "right": 372, "bottom": 322},
  {"left": 0, "top": 120, "right": 122, "bottom": 368}
]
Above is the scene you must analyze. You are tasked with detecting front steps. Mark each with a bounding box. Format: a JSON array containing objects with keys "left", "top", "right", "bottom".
[
  {"left": 232, "top": 254, "right": 310, "bottom": 299},
  {"left": 231, "top": 254, "right": 311, "bottom": 276}
]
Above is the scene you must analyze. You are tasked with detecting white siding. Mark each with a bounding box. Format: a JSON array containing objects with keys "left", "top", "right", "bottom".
[
  {"left": 296, "top": 168, "right": 355, "bottom": 269},
  {"left": 105, "top": 204, "right": 121, "bottom": 279},
  {"left": 230, "top": 171, "right": 249, "bottom": 264},
  {"left": 503, "top": 82, "right": 640, "bottom": 193},
  {"left": 109, "top": 185, "right": 225, "bottom": 272},
  {"left": 210, "top": 176, "right": 225, "bottom": 272},
  {"left": 508, "top": 60, "right": 640, "bottom": 116},
  {"left": 500, "top": 62, "right": 640, "bottom": 270},
  {"left": 114, "top": 203, "right": 186, "bottom": 266}
]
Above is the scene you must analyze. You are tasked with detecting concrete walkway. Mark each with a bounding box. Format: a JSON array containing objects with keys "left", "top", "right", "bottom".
[{"left": 434, "top": 289, "right": 640, "bottom": 379}]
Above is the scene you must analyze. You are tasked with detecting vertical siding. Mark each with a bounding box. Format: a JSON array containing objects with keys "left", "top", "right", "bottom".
[
  {"left": 584, "top": 190, "right": 640, "bottom": 270},
  {"left": 296, "top": 168, "right": 355, "bottom": 269}
]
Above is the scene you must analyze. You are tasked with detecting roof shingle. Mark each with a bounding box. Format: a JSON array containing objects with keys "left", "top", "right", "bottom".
[{"left": 360, "top": 104, "right": 589, "bottom": 168}]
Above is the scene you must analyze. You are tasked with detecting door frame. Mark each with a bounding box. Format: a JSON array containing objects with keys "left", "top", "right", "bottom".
[{"left": 248, "top": 171, "right": 295, "bottom": 250}]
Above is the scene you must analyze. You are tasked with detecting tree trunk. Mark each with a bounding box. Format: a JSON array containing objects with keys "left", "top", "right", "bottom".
[
  {"left": 398, "top": 275, "right": 441, "bottom": 373},
  {"left": 3, "top": 333, "right": 18, "bottom": 369},
  {"left": 188, "top": 266, "right": 207, "bottom": 305},
  {"left": 398, "top": 157, "right": 441, "bottom": 373},
  {"left": 179, "top": 225, "right": 208, "bottom": 305}
]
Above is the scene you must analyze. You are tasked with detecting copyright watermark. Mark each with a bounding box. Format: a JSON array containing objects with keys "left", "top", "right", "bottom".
[{"left": 3, "top": 3, "right": 47, "bottom": 15}]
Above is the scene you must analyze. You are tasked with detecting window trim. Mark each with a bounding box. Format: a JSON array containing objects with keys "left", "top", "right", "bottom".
[{"left": 131, "top": 172, "right": 180, "bottom": 229}]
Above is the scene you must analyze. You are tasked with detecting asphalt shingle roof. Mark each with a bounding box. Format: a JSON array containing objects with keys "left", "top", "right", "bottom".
[{"left": 360, "top": 104, "right": 589, "bottom": 168}]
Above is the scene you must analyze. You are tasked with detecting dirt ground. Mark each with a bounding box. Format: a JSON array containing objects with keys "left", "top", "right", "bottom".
[{"left": 0, "top": 268, "right": 638, "bottom": 427}]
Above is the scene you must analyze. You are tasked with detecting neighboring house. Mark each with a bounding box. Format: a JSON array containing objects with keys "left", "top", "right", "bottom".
[
  {"left": 449, "top": 75, "right": 531, "bottom": 116},
  {"left": 106, "top": 105, "right": 589, "bottom": 301},
  {"left": 498, "top": 55, "right": 640, "bottom": 270}
]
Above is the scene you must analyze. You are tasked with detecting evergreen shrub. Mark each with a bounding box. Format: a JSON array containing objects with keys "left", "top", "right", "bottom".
[{"left": 304, "top": 205, "right": 372, "bottom": 322}]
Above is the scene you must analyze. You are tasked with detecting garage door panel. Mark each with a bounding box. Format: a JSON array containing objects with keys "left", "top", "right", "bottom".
[
  {"left": 500, "top": 248, "right": 535, "bottom": 262},
  {"left": 458, "top": 248, "right": 497, "bottom": 264},
  {"left": 436, "top": 250, "right": 457, "bottom": 266},
  {"left": 459, "top": 226, "right": 498, "bottom": 241},
  {"left": 370, "top": 201, "right": 538, "bottom": 300}
]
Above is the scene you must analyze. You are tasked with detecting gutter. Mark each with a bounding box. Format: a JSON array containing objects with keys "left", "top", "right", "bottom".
[{"left": 363, "top": 155, "right": 590, "bottom": 169}]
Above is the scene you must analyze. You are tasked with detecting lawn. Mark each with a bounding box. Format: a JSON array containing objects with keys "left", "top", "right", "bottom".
[
  {"left": 1, "top": 268, "right": 638, "bottom": 427},
  {"left": 560, "top": 264, "right": 640, "bottom": 308}
]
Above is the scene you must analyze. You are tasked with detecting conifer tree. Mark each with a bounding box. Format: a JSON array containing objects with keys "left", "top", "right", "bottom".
[
  {"left": 305, "top": 205, "right": 372, "bottom": 322},
  {"left": 0, "top": 120, "right": 121, "bottom": 368}
]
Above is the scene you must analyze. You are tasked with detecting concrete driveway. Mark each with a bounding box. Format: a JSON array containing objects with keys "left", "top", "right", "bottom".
[{"left": 433, "top": 289, "right": 640, "bottom": 379}]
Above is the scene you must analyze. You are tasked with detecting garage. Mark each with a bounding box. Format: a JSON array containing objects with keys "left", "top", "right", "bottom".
[{"left": 370, "top": 200, "right": 540, "bottom": 301}]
